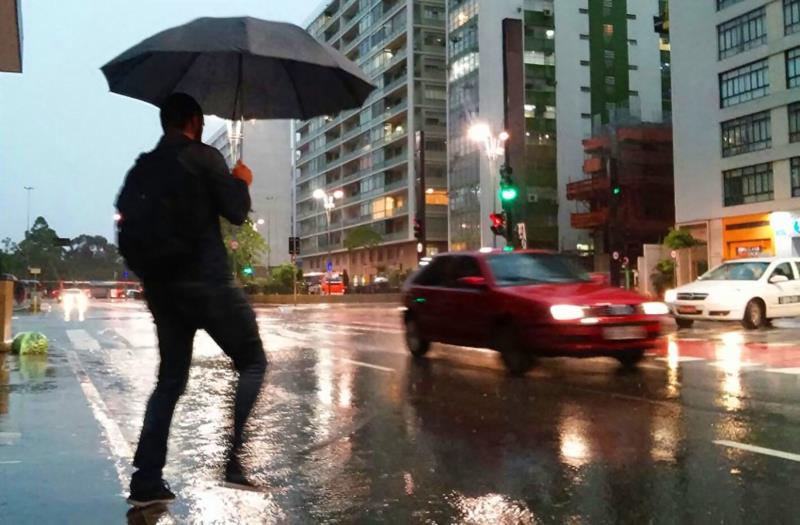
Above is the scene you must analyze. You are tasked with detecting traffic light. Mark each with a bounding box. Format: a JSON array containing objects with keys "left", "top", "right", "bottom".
[
  {"left": 242, "top": 266, "right": 254, "bottom": 276},
  {"left": 413, "top": 218, "right": 424, "bottom": 241},
  {"left": 490, "top": 212, "right": 507, "bottom": 237},
  {"left": 612, "top": 185, "right": 621, "bottom": 196},
  {"left": 498, "top": 165, "right": 518, "bottom": 203}
]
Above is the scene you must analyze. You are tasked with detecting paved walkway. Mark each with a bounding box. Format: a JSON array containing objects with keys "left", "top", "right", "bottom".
[{"left": 0, "top": 344, "right": 127, "bottom": 523}]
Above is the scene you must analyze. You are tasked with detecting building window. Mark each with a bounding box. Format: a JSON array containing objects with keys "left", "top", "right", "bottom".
[
  {"left": 580, "top": 60, "right": 590, "bottom": 66},
  {"left": 792, "top": 158, "right": 800, "bottom": 196},
  {"left": 626, "top": 14, "right": 637, "bottom": 20},
  {"left": 723, "top": 163, "right": 774, "bottom": 206},
  {"left": 719, "top": 59, "right": 769, "bottom": 107},
  {"left": 789, "top": 103, "right": 800, "bottom": 142},
  {"left": 718, "top": 0, "right": 745, "bottom": 10},
  {"left": 580, "top": 86, "right": 591, "bottom": 92},
  {"left": 629, "top": 64, "right": 639, "bottom": 70},
  {"left": 788, "top": 47, "right": 800, "bottom": 87},
  {"left": 579, "top": 8, "right": 588, "bottom": 14},
  {"left": 786, "top": 0, "right": 800, "bottom": 35},
  {"left": 580, "top": 34, "right": 589, "bottom": 40},
  {"left": 449, "top": 51, "right": 479, "bottom": 82},
  {"left": 721, "top": 111, "right": 772, "bottom": 157},
  {"left": 628, "top": 39, "right": 638, "bottom": 46},
  {"left": 718, "top": 7, "right": 767, "bottom": 60}
]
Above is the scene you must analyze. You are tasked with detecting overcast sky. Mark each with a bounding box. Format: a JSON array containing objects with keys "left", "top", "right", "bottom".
[{"left": 0, "top": 0, "right": 321, "bottom": 243}]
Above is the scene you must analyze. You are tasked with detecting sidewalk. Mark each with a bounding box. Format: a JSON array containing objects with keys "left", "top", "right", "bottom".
[{"left": 0, "top": 344, "right": 127, "bottom": 523}]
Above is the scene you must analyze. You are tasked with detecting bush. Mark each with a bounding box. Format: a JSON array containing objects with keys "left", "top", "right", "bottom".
[
  {"left": 651, "top": 259, "right": 675, "bottom": 297},
  {"left": 664, "top": 228, "right": 699, "bottom": 250}
]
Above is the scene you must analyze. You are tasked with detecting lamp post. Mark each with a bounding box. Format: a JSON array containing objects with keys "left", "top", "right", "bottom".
[
  {"left": 24, "top": 186, "right": 35, "bottom": 233},
  {"left": 468, "top": 123, "right": 509, "bottom": 246},
  {"left": 313, "top": 188, "right": 343, "bottom": 294}
]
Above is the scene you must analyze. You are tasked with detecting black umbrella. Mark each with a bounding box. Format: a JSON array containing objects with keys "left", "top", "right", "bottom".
[{"left": 101, "top": 16, "right": 376, "bottom": 122}]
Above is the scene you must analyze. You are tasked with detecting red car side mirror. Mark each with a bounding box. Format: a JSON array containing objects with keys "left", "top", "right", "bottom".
[
  {"left": 589, "top": 273, "right": 609, "bottom": 286},
  {"left": 457, "top": 276, "right": 488, "bottom": 289}
]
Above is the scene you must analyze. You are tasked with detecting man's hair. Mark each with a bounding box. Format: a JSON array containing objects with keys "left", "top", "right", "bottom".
[{"left": 159, "top": 93, "right": 203, "bottom": 132}]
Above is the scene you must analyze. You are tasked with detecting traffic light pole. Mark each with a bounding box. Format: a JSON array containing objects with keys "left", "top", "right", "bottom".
[{"left": 415, "top": 131, "right": 426, "bottom": 263}]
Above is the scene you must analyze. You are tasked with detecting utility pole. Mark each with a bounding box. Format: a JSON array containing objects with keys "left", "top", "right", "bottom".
[{"left": 24, "top": 186, "right": 34, "bottom": 233}]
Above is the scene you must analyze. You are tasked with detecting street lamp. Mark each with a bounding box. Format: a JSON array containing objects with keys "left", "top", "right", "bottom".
[
  {"left": 468, "top": 122, "right": 509, "bottom": 246},
  {"left": 314, "top": 188, "right": 344, "bottom": 294},
  {"left": 24, "top": 186, "right": 34, "bottom": 233}
]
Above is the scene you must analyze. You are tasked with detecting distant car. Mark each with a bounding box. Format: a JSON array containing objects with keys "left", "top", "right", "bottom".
[
  {"left": 125, "top": 288, "right": 143, "bottom": 300},
  {"left": 61, "top": 288, "right": 89, "bottom": 309},
  {"left": 665, "top": 257, "right": 800, "bottom": 330},
  {"left": 402, "top": 250, "right": 666, "bottom": 374}
]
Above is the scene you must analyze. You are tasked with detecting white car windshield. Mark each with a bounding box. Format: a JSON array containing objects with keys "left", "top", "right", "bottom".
[{"left": 699, "top": 261, "right": 770, "bottom": 281}]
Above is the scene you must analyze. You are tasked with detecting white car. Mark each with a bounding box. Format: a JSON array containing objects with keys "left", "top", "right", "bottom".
[{"left": 665, "top": 257, "right": 800, "bottom": 330}]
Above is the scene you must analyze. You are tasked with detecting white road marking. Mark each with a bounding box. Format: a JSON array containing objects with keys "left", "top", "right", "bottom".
[
  {"left": 714, "top": 440, "right": 800, "bottom": 462},
  {"left": 334, "top": 357, "right": 395, "bottom": 373},
  {"left": 66, "top": 350, "right": 132, "bottom": 489},
  {"left": 0, "top": 460, "right": 22, "bottom": 465},
  {"left": 709, "top": 361, "right": 762, "bottom": 369},
  {"left": 66, "top": 329, "right": 101, "bottom": 351},
  {"left": 0, "top": 432, "right": 22, "bottom": 445},
  {"left": 764, "top": 367, "right": 800, "bottom": 375}
]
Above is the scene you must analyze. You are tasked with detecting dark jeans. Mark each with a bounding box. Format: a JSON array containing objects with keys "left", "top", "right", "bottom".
[{"left": 132, "top": 281, "right": 267, "bottom": 483}]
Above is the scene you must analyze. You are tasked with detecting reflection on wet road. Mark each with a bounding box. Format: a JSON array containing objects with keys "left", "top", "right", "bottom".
[{"left": 12, "top": 301, "right": 800, "bottom": 522}]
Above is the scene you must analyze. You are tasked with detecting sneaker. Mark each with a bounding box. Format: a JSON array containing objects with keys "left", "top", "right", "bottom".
[
  {"left": 223, "top": 459, "right": 260, "bottom": 492},
  {"left": 127, "top": 479, "right": 176, "bottom": 507}
]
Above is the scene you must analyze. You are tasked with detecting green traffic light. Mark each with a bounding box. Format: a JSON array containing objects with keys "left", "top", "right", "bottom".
[
  {"left": 242, "top": 266, "right": 254, "bottom": 276},
  {"left": 612, "top": 186, "right": 621, "bottom": 195},
  {"left": 500, "top": 186, "right": 518, "bottom": 201},
  {"left": 503, "top": 245, "right": 514, "bottom": 252}
]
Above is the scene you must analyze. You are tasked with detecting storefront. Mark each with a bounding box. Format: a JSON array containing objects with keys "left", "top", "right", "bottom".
[
  {"left": 768, "top": 211, "right": 800, "bottom": 258},
  {"left": 721, "top": 213, "right": 774, "bottom": 260}
]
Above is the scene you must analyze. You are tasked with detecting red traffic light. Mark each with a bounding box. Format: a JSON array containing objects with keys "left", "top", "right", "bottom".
[
  {"left": 489, "top": 212, "right": 506, "bottom": 236},
  {"left": 413, "top": 218, "right": 424, "bottom": 240}
]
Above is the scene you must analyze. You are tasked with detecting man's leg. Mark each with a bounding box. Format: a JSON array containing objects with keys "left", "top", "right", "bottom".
[
  {"left": 131, "top": 288, "right": 196, "bottom": 487},
  {"left": 203, "top": 285, "right": 267, "bottom": 466}
]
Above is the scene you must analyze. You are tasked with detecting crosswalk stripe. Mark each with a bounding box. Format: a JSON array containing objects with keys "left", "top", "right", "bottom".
[{"left": 66, "top": 329, "right": 101, "bottom": 351}]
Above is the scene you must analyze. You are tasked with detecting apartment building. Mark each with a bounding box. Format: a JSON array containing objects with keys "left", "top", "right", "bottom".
[
  {"left": 293, "top": 0, "right": 448, "bottom": 283},
  {"left": 672, "top": 0, "right": 800, "bottom": 265},
  {"left": 446, "top": 0, "right": 667, "bottom": 253},
  {"left": 209, "top": 120, "right": 293, "bottom": 267}
]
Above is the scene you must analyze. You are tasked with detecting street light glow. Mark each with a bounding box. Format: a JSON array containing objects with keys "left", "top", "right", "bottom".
[
  {"left": 333, "top": 190, "right": 344, "bottom": 199},
  {"left": 257, "top": 218, "right": 265, "bottom": 225},
  {"left": 313, "top": 189, "right": 326, "bottom": 200},
  {"left": 499, "top": 131, "right": 510, "bottom": 142},
  {"left": 113, "top": 212, "right": 122, "bottom": 222},
  {"left": 467, "top": 122, "right": 491, "bottom": 142}
]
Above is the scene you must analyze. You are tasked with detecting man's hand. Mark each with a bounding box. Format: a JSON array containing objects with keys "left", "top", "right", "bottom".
[{"left": 232, "top": 161, "right": 253, "bottom": 186}]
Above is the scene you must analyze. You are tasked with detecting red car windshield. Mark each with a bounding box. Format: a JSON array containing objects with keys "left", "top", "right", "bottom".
[{"left": 487, "top": 253, "right": 591, "bottom": 286}]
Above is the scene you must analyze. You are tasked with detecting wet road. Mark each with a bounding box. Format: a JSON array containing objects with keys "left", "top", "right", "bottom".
[{"left": 6, "top": 299, "right": 800, "bottom": 523}]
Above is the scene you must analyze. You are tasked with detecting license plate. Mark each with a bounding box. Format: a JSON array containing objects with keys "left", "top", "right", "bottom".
[
  {"left": 677, "top": 306, "right": 699, "bottom": 314},
  {"left": 603, "top": 326, "right": 647, "bottom": 340}
]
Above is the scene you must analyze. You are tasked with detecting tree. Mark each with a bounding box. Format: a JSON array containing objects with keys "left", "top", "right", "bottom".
[
  {"left": 343, "top": 226, "right": 382, "bottom": 270},
  {"left": 664, "top": 228, "right": 700, "bottom": 250},
  {"left": 221, "top": 218, "right": 268, "bottom": 280},
  {"left": 62, "top": 235, "right": 125, "bottom": 280},
  {"left": 14, "top": 217, "right": 64, "bottom": 280}
]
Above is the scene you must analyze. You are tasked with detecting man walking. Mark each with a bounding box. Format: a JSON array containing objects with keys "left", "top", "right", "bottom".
[{"left": 118, "top": 93, "right": 267, "bottom": 507}]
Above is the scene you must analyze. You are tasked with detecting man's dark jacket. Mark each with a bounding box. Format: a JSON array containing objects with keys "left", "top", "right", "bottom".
[{"left": 143, "top": 133, "right": 250, "bottom": 283}]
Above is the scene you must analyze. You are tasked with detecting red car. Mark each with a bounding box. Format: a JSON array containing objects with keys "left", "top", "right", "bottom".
[{"left": 402, "top": 250, "right": 667, "bottom": 374}]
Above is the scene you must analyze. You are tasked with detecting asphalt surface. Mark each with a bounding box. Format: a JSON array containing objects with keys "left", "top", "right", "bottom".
[{"left": 3, "top": 299, "right": 800, "bottom": 523}]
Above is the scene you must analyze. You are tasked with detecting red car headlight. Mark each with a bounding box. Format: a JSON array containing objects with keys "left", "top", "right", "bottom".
[{"left": 550, "top": 304, "right": 586, "bottom": 321}]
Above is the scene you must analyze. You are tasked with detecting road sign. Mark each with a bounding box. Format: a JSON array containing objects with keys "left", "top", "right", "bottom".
[
  {"left": 28, "top": 267, "right": 41, "bottom": 275},
  {"left": 516, "top": 223, "right": 527, "bottom": 249}
]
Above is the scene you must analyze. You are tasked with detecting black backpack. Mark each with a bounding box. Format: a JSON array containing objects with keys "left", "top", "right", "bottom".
[{"left": 115, "top": 144, "right": 196, "bottom": 279}]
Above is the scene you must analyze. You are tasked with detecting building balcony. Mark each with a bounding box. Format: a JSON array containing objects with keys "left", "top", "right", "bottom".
[
  {"left": 570, "top": 209, "right": 609, "bottom": 230},
  {"left": 566, "top": 176, "right": 611, "bottom": 201},
  {"left": 583, "top": 157, "right": 604, "bottom": 174}
]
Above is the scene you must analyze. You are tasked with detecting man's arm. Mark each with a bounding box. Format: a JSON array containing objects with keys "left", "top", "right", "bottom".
[{"left": 182, "top": 145, "right": 251, "bottom": 225}]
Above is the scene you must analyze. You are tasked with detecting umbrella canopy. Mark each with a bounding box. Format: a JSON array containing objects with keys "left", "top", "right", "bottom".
[{"left": 101, "top": 17, "right": 375, "bottom": 121}]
